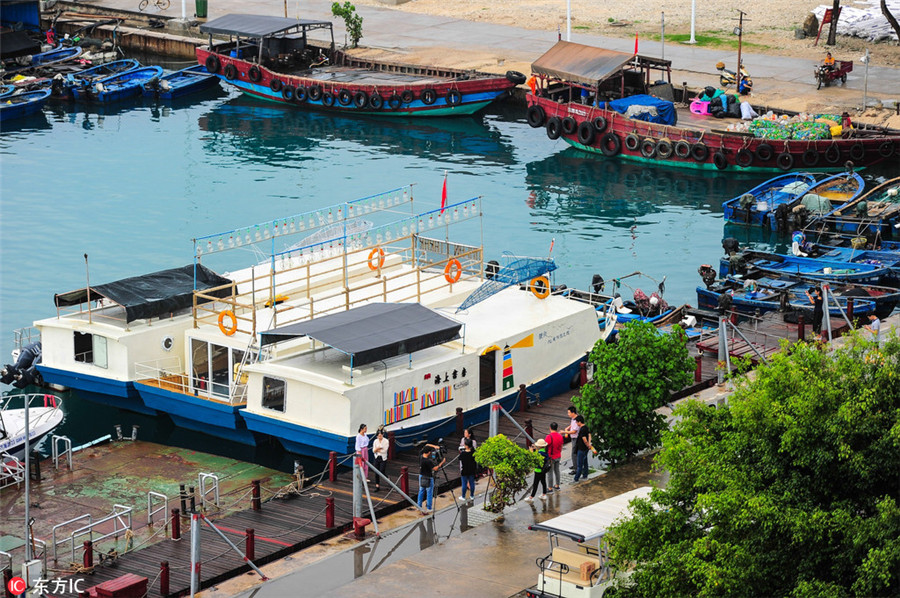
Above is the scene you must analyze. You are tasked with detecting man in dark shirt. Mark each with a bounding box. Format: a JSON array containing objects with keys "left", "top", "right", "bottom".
[
  {"left": 573, "top": 415, "right": 594, "bottom": 482},
  {"left": 417, "top": 444, "right": 445, "bottom": 513}
]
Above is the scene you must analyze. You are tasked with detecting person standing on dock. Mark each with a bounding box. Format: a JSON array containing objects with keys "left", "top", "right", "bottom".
[
  {"left": 525, "top": 438, "right": 551, "bottom": 502},
  {"left": 459, "top": 438, "right": 477, "bottom": 503},
  {"left": 418, "top": 444, "right": 445, "bottom": 513},
  {"left": 563, "top": 405, "right": 579, "bottom": 474},
  {"left": 545, "top": 422, "right": 564, "bottom": 492},
  {"left": 572, "top": 416, "right": 596, "bottom": 483},
  {"left": 865, "top": 313, "right": 883, "bottom": 345},
  {"left": 805, "top": 286, "right": 824, "bottom": 337},
  {"left": 356, "top": 424, "right": 371, "bottom": 482},
  {"left": 372, "top": 428, "right": 389, "bottom": 491},
  {"left": 458, "top": 428, "right": 477, "bottom": 451}
]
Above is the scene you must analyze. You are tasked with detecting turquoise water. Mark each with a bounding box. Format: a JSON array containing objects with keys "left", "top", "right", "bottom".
[{"left": 1, "top": 86, "right": 893, "bottom": 467}]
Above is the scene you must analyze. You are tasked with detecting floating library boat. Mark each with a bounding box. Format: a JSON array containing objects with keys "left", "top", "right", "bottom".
[
  {"left": 195, "top": 14, "right": 520, "bottom": 116},
  {"left": 525, "top": 41, "right": 900, "bottom": 172}
]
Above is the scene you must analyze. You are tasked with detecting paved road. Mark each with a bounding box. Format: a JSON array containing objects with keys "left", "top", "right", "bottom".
[{"left": 90, "top": 0, "right": 900, "bottom": 96}]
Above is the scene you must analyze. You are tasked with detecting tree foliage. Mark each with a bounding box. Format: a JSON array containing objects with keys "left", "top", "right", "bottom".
[
  {"left": 331, "top": 1, "right": 363, "bottom": 48},
  {"left": 607, "top": 333, "right": 900, "bottom": 597},
  {"left": 574, "top": 320, "right": 694, "bottom": 465},
  {"left": 474, "top": 434, "right": 541, "bottom": 513}
]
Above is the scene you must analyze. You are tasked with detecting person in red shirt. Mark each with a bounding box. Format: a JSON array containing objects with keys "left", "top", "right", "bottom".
[{"left": 545, "top": 422, "right": 564, "bottom": 492}]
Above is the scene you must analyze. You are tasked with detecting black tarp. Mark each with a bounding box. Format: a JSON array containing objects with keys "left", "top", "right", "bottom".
[
  {"left": 54, "top": 264, "right": 233, "bottom": 323},
  {"left": 199, "top": 14, "right": 331, "bottom": 38},
  {"left": 0, "top": 30, "right": 41, "bottom": 59},
  {"left": 260, "top": 303, "right": 462, "bottom": 367}
]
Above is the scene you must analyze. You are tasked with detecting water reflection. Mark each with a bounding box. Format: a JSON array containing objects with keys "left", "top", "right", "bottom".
[
  {"left": 0, "top": 109, "right": 51, "bottom": 136},
  {"left": 197, "top": 96, "right": 516, "bottom": 168}
]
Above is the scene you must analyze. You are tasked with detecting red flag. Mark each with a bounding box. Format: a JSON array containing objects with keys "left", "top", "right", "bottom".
[
  {"left": 440, "top": 172, "right": 448, "bottom": 214},
  {"left": 634, "top": 33, "right": 639, "bottom": 55}
]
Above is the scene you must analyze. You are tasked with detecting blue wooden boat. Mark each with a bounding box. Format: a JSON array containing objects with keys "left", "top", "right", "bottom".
[
  {"left": 766, "top": 171, "right": 866, "bottom": 232},
  {"left": 5, "top": 44, "right": 85, "bottom": 74},
  {"left": 0, "top": 88, "right": 51, "bottom": 122},
  {"left": 719, "top": 249, "right": 899, "bottom": 286},
  {"left": 72, "top": 66, "right": 164, "bottom": 103},
  {"left": 723, "top": 172, "right": 816, "bottom": 226},
  {"left": 817, "top": 177, "right": 900, "bottom": 237},
  {"left": 142, "top": 64, "right": 219, "bottom": 99},
  {"left": 55, "top": 59, "right": 141, "bottom": 99},
  {"left": 0, "top": 85, "right": 15, "bottom": 99}
]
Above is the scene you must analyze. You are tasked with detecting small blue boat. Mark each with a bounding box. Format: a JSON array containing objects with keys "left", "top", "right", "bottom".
[
  {"left": 818, "top": 177, "right": 900, "bottom": 236},
  {"left": 767, "top": 171, "right": 866, "bottom": 232},
  {"left": 723, "top": 172, "right": 815, "bottom": 226},
  {"left": 0, "top": 88, "right": 51, "bottom": 122},
  {"left": 142, "top": 64, "right": 219, "bottom": 99},
  {"left": 719, "top": 249, "right": 899, "bottom": 286},
  {"left": 72, "top": 66, "right": 164, "bottom": 103},
  {"left": 55, "top": 59, "right": 141, "bottom": 99},
  {"left": 5, "top": 44, "right": 85, "bottom": 74}
]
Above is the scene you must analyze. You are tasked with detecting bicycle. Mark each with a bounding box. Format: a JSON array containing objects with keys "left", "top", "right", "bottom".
[{"left": 138, "top": 0, "right": 170, "bottom": 11}]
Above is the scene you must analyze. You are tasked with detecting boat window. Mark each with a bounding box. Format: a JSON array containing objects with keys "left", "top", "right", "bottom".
[
  {"left": 93, "top": 335, "right": 108, "bottom": 369},
  {"left": 209, "top": 344, "right": 229, "bottom": 398},
  {"left": 479, "top": 351, "right": 497, "bottom": 400},
  {"left": 262, "top": 377, "right": 286, "bottom": 412},
  {"left": 191, "top": 339, "right": 210, "bottom": 395}
]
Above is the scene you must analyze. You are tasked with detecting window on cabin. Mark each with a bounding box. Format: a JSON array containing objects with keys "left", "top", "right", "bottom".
[
  {"left": 262, "top": 377, "right": 286, "bottom": 412},
  {"left": 74, "top": 332, "right": 107, "bottom": 368}
]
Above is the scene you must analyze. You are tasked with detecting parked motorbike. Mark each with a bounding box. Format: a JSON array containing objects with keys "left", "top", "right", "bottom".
[{"left": 715, "top": 61, "right": 753, "bottom": 94}]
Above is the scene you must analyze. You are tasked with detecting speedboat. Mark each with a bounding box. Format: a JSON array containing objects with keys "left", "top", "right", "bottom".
[{"left": 0, "top": 393, "right": 64, "bottom": 460}]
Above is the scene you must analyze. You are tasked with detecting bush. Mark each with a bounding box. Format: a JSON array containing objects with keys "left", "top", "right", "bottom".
[{"left": 474, "top": 434, "right": 541, "bottom": 513}]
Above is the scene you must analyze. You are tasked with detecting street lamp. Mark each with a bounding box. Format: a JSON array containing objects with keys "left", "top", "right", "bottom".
[
  {"left": 566, "top": 0, "right": 571, "bottom": 41},
  {"left": 688, "top": 0, "right": 697, "bottom": 44}
]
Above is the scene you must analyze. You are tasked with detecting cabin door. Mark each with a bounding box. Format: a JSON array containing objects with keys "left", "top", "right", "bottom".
[
  {"left": 190, "top": 340, "right": 245, "bottom": 400},
  {"left": 479, "top": 350, "right": 497, "bottom": 400}
]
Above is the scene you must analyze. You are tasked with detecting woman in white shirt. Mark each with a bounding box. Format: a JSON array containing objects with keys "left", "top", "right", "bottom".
[
  {"left": 372, "top": 429, "right": 389, "bottom": 491},
  {"left": 355, "top": 424, "right": 370, "bottom": 481}
]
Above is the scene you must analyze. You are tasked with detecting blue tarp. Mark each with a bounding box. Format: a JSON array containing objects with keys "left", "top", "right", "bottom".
[{"left": 600, "top": 94, "right": 677, "bottom": 125}]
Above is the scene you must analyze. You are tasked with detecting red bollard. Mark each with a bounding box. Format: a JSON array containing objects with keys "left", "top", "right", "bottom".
[
  {"left": 525, "top": 419, "right": 533, "bottom": 449},
  {"left": 251, "top": 480, "right": 261, "bottom": 511},
  {"left": 694, "top": 355, "right": 703, "bottom": 382},
  {"left": 798, "top": 314, "right": 806, "bottom": 341},
  {"left": 171, "top": 508, "right": 181, "bottom": 541},
  {"left": 245, "top": 529, "right": 255, "bottom": 562},
  {"left": 387, "top": 432, "right": 396, "bottom": 460},
  {"left": 400, "top": 466, "right": 409, "bottom": 496},
  {"left": 847, "top": 298, "right": 854, "bottom": 321},
  {"left": 83, "top": 540, "right": 93, "bottom": 569},
  {"left": 455, "top": 407, "right": 464, "bottom": 436},
  {"left": 4, "top": 568, "right": 13, "bottom": 598},
  {"left": 579, "top": 361, "right": 587, "bottom": 387},
  {"left": 325, "top": 497, "right": 335, "bottom": 528},
  {"left": 160, "top": 561, "right": 170, "bottom": 597},
  {"left": 329, "top": 451, "right": 337, "bottom": 482},
  {"left": 518, "top": 384, "right": 528, "bottom": 412}
]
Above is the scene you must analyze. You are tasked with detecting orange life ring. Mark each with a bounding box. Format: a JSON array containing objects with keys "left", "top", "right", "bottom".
[
  {"left": 218, "top": 310, "right": 238, "bottom": 336},
  {"left": 531, "top": 276, "right": 550, "bottom": 299},
  {"left": 368, "top": 247, "right": 385, "bottom": 270},
  {"left": 444, "top": 258, "right": 462, "bottom": 283}
]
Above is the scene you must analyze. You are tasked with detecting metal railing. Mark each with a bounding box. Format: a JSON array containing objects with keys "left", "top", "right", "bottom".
[
  {"left": 147, "top": 491, "right": 168, "bottom": 527},
  {"left": 69, "top": 505, "right": 132, "bottom": 563},
  {"left": 198, "top": 473, "right": 220, "bottom": 509},
  {"left": 0, "top": 452, "right": 25, "bottom": 489},
  {"left": 13, "top": 327, "right": 40, "bottom": 352},
  {"left": 52, "top": 435, "right": 72, "bottom": 471},
  {"left": 52, "top": 514, "right": 92, "bottom": 562}
]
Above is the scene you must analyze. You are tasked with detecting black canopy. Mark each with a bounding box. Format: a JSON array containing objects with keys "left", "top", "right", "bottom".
[
  {"left": 200, "top": 14, "right": 331, "bottom": 38},
  {"left": 260, "top": 303, "right": 462, "bottom": 367},
  {"left": 54, "top": 264, "right": 233, "bottom": 323},
  {"left": 0, "top": 30, "right": 41, "bottom": 59}
]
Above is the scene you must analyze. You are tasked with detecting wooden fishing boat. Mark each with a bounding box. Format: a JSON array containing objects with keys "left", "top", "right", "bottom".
[
  {"left": 54, "top": 58, "right": 141, "bottom": 99},
  {"left": 766, "top": 170, "right": 866, "bottom": 231},
  {"left": 0, "top": 88, "right": 51, "bottom": 122},
  {"left": 719, "top": 248, "right": 900, "bottom": 286},
  {"left": 3, "top": 44, "right": 84, "bottom": 74},
  {"left": 815, "top": 177, "right": 900, "bottom": 237},
  {"left": 195, "top": 14, "right": 520, "bottom": 117},
  {"left": 525, "top": 41, "right": 900, "bottom": 172},
  {"left": 697, "top": 271, "right": 900, "bottom": 319},
  {"left": 142, "top": 64, "right": 219, "bottom": 99},
  {"left": 72, "top": 66, "right": 163, "bottom": 103},
  {"left": 723, "top": 173, "right": 816, "bottom": 226}
]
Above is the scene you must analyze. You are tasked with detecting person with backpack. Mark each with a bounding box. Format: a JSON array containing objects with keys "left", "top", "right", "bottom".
[{"left": 525, "top": 438, "right": 551, "bottom": 502}]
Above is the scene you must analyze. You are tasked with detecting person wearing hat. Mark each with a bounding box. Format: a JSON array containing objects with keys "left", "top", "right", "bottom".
[{"left": 525, "top": 438, "right": 551, "bottom": 502}]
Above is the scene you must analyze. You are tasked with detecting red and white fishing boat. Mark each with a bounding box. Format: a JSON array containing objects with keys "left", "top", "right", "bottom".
[
  {"left": 196, "top": 14, "right": 521, "bottom": 117},
  {"left": 525, "top": 41, "right": 900, "bottom": 172}
]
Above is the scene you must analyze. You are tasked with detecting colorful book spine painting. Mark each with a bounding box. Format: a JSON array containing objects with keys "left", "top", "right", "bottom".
[
  {"left": 384, "top": 387, "right": 418, "bottom": 425},
  {"left": 421, "top": 386, "right": 452, "bottom": 409}
]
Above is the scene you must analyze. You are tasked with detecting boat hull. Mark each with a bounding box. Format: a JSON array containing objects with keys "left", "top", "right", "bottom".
[
  {"left": 723, "top": 173, "right": 816, "bottom": 226},
  {"left": 35, "top": 365, "right": 157, "bottom": 415},
  {"left": 696, "top": 286, "right": 881, "bottom": 319},
  {"left": 196, "top": 48, "right": 515, "bottom": 117},
  {"left": 143, "top": 65, "right": 220, "bottom": 100},
  {"left": 0, "top": 89, "right": 51, "bottom": 122},
  {"left": 528, "top": 95, "right": 899, "bottom": 172},
  {"left": 135, "top": 383, "right": 255, "bottom": 445}
]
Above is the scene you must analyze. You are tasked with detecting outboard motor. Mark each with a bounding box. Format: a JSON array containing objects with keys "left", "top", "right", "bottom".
[
  {"left": 591, "top": 274, "right": 605, "bottom": 294},
  {"left": 699, "top": 264, "right": 717, "bottom": 288},
  {"left": 717, "top": 291, "right": 733, "bottom": 315},
  {"left": 1, "top": 342, "right": 42, "bottom": 387},
  {"left": 774, "top": 203, "right": 791, "bottom": 230},
  {"left": 722, "top": 237, "right": 740, "bottom": 256},
  {"left": 728, "top": 253, "right": 747, "bottom": 276}
]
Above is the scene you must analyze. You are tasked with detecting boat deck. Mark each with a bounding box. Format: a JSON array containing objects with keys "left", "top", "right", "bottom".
[{"left": 295, "top": 66, "right": 451, "bottom": 86}]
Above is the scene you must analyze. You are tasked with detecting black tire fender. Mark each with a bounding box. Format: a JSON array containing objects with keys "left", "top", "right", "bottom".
[
  {"left": 248, "top": 65, "right": 262, "bottom": 82},
  {"left": 576, "top": 121, "right": 595, "bottom": 145},
  {"left": 592, "top": 116, "right": 607, "bottom": 134},
  {"left": 736, "top": 148, "right": 753, "bottom": 167},
  {"left": 600, "top": 132, "right": 621, "bottom": 157},
  {"left": 824, "top": 143, "right": 841, "bottom": 164},
  {"left": 561, "top": 117, "right": 577, "bottom": 135},
  {"left": 674, "top": 140, "right": 691, "bottom": 158},
  {"left": 400, "top": 89, "right": 414, "bottom": 104},
  {"left": 322, "top": 91, "right": 335, "bottom": 107},
  {"left": 526, "top": 105, "right": 545, "bottom": 128},
  {"left": 755, "top": 143, "right": 774, "bottom": 162},
  {"left": 802, "top": 148, "right": 820, "bottom": 167},
  {"left": 388, "top": 94, "right": 402, "bottom": 110},
  {"left": 624, "top": 133, "right": 641, "bottom": 151},
  {"left": 640, "top": 138, "right": 657, "bottom": 158},
  {"left": 295, "top": 85, "right": 307, "bottom": 102},
  {"left": 546, "top": 116, "right": 562, "bottom": 140},
  {"left": 506, "top": 70, "right": 527, "bottom": 85},
  {"left": 270, "top": 78, "right": 283, "bottom": 92},
  {"left": 691, "top": 142, "right": 709, "bottom": 162},
  {"left": 223, "top": 63, "right": 237, "bottom": 80},
  {"left": 337, "top": 89, "right": 352, "bottom": 106},
  {"left": 369, "top": 93, "right": 384, "bottom": 110},
  {"left": 849, "top": 142, "right": 865, "bottom": 161},
  {"left": 353, "top": 90, "right": 368, "bottom": 108},
  {"left": 656, "top": 139, "right": 674, "bottom": 159},
  {"left": 776, "top": 152, "right": 794, "bottom": 171},
  {"left": 308, "top": 84, "right": 323, "bottom": 101},
  {"left": 281, "top": 85, "right": 295, "bottom": 101},
  {"left": 205, "top": 55, "right": 221, "bottom": 75},
  {"left": 421, "top": 88, "right": 437, "bottom": 105},
  {"left": 713, "top": 151, "right": 728, "bottom": 170}
]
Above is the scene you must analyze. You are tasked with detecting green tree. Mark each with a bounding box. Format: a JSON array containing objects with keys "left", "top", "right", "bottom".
[
  {"left": 331, "top": 1, "right": 363, "bottom": 48},
  {"left": 574, "top": 320, "right": 694, "bottom": 465},
  {"left": 607, "top": 334, "right": 900, "bottom": 597},
  {"left": 474, "top": 434, "right": 541, "bottom": 513}
]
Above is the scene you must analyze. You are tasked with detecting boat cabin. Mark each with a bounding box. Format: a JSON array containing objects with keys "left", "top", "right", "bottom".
[
  {"left": 526, "top": 487, "right": 652, "bottom": 598},
  {"left": 200, "top": 14, "right": 335, "bottom": 72}
]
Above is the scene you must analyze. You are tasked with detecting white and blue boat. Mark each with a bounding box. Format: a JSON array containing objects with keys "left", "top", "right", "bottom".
[
  {"left": 723, "top": 172, "right": 815, "bottom": 226},
  {"left": 767, "top": 171, "right": 866, "bottom": 232},
  {"left": 55, "top": 58, "right": 141, "bottom": 99},
  {"left": 72, "top": 66, "right": 163, "bottom": 103},
  {"left": 0, "top": 88, "right": 51, "bottom": 122},
  {"left": 142, "top": 64, "right": 219, "bottom": 99}
]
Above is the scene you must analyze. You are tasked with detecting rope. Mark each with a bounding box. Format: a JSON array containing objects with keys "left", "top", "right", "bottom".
[{"left": 140, "top": 569, "right": 164, "bottom": 598}]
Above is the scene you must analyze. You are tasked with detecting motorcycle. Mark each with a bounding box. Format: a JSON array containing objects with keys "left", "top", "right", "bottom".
[{"left": 715, "top": 61, "right": 753, "bottom": 95}]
